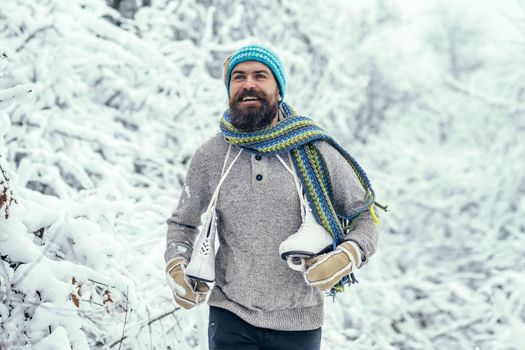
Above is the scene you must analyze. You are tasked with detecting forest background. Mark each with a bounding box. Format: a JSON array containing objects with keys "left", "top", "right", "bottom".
[{"left": 1, "top": 0, "right": 524, "bottom": 349}]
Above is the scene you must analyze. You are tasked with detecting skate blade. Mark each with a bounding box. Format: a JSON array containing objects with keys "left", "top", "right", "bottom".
[
  {"left": 185, "top": 274, "right": 214, "bottom": 283},
  {"left": 280, "top": 245, "right": 332, "bottom": 260}
]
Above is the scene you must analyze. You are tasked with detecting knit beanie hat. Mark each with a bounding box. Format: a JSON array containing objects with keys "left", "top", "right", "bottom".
[{"left": 224, "top": 44, "right": 286, "bottom": 101}]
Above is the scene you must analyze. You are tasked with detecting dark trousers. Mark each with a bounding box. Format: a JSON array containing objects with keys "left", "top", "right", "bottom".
[{"left": 208, "top": 306, "right": 322, "bottom": 350}]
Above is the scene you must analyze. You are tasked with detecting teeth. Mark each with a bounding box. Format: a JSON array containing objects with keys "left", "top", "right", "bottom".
[{"left": 242, "top": 97, "right": 258, "bottom": 101}]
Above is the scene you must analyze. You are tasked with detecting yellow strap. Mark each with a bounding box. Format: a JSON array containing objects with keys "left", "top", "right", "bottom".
[
  {"left": 334, "top": 283, "right": 344, "bottom": 293},
  {"left": 370, "top": 205, "right": 380, "bottom": 225}
]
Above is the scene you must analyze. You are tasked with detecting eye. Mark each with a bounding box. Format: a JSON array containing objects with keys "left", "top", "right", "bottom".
[
  {"left": 233, "top": 74, "right": 245, "bottom": 81},
  {"left": 256, "top": 74, "right": 267, "bottom": 79}
]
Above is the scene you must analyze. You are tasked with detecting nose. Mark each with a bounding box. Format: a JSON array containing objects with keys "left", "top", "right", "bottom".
[{"left": 242, "top": 76, "right": 256, "bottom": 89}]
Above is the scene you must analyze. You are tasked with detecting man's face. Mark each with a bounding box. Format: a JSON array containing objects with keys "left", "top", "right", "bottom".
[{"left": 228, "top": 61, "right": 281, "bottom": 132}]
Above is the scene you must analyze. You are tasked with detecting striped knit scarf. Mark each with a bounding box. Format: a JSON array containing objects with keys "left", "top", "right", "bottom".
[{"left": 220, "top": 102, "right": 380, "bottom": 294}]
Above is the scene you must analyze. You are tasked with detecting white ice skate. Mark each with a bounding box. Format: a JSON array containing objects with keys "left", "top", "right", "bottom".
[
  {"left": 276, "top": 154, "right": 334, "bottom": 272},
  {"left": 184, "top": 145, "right": 243, "bottom": 283},
  {"left": 185, "top": 208, "right": 219, "bottom": 283},
  {"left": 278, "top": 203, "right": 333, "bottom": 271}
]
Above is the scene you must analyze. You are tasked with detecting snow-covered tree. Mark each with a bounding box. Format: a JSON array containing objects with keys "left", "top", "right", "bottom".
[{"left": 1, "top": 0, "right": 524, "bottom": 349}]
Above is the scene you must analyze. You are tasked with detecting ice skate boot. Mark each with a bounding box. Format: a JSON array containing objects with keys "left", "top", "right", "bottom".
[
  {"left": 279, "top": 206, "right": 333, "bottom": 272},
  {"left": 185, "top": 208, "right": 219, "bottom": 283}
]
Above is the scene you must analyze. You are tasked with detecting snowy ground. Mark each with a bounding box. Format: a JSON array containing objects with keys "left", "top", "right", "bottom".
[{"left": 1, "top": 0, "right": 524, "bottom": 349}]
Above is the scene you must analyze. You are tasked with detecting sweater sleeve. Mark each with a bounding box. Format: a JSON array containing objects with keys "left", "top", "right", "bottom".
[
  {"left": 164, "top": 145, "right": 213, "bottom": 263},
  {"left": 316, "top": 141, "right": 379, "bottom": 264}
]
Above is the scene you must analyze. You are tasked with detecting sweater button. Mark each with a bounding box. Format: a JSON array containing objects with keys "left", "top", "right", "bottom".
[
  {"left": 256, "top": 174, "right": 263, "bottom": 181},
  {"left": 255, "top": 155, "right": 262, "bottom": 161}
]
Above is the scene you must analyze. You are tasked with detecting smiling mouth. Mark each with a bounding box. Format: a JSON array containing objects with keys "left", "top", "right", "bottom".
[
  {"left": 241, "top": 96, "right": 260, "bottom": 102},
  {"left": 239, "top": 96, "right": 262, "bottom": 106}
]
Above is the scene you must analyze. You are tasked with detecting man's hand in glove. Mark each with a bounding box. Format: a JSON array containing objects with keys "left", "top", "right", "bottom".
[
  {"left": 303, "top": 241, "right": 362, "bottom": 291},
  {"left": 166, "top": 257, "right": 209, "bottom": 309}
]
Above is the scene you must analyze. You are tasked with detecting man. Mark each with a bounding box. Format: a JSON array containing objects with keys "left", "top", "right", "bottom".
[{"left": 165, "top": 44, "right": 379, "bottom": 350}]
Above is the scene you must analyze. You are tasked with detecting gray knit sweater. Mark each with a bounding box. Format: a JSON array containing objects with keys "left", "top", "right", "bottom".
[{"left": 165, "top": 133, "right": 379, "bottom": 331}]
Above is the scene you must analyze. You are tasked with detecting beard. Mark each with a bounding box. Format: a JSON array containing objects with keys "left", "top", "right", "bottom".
[{"left": 228, "top": 89, "right": 279, "bottom": 132}]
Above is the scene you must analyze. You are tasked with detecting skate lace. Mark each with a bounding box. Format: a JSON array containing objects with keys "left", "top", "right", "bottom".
[
  {"left": 205, "top": 144, "right": 243, "bottom": 212},
  {"left": 196, "top": 144, "right": 241, "bottom": 257},
  {"left": 198, "top": 238, "right": 211, "bottom": 256},
  {"left": 295, "top": 205, "right": 317, "bottom": 234},
  {"left": 276, "top": 153, "right": 308, "bottom": 222}
]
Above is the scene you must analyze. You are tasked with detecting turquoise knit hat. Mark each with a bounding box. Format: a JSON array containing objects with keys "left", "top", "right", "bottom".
[{"left": 225, "top": 44, "right": 286, "bottom": 101}]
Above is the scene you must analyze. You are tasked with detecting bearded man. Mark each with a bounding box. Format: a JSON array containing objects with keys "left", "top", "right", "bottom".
[{"left": 165, "top": 44, "right": 380, "bottom": 350}]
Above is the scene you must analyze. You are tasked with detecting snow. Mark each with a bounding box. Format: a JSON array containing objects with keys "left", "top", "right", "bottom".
[
  {"left": 1, "top": 0, "right": 524, "bottom": 349},
  {"left": 32, "top": 326, "right": 72, "bottom": 350}
]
